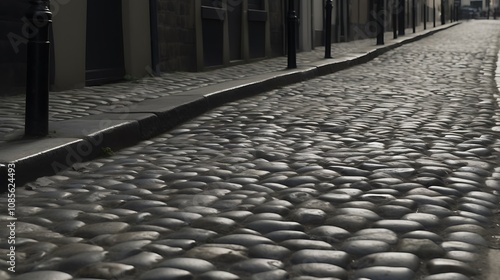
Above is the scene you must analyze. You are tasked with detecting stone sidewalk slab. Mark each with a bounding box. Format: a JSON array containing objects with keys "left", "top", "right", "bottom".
[{"left": 0, "top": 22, "right": 460, "bottom": 190}]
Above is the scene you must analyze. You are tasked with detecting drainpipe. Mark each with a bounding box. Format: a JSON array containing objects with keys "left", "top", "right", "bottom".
[{"left": 149, "top": 0, "right": 160, "bottom": 75}]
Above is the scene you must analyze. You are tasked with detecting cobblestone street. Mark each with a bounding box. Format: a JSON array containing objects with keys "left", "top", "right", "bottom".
[
  {"left": 2, "top": 20, "right": 500, "bottom": 279},
  {"left": 0, "top": 24, "right": 429, "bottom": 145}
]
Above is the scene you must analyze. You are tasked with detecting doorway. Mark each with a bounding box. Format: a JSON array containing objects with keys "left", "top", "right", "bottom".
[{"left": 85, "top": 0, "right": 125, "bottom": 86}]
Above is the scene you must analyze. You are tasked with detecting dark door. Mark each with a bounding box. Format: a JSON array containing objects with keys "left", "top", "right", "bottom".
[
  {"left": 336, "top": 0, "right": 350, "bottom": 42},
  {"left": 201, "top": 0, "right": 224, "bottom": 66},
  {"left": 228, "top": 1, "right": 242, "bottom": 61},
  {"left": 85, "top": 0, "right": 125, "bottom": 86},
  {"left": 248, "top": 0, "right": 266, "bottom": 58}
]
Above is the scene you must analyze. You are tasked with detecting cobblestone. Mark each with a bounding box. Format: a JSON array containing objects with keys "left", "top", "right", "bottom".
[
  {"left": 248, "top": 244, "right": 291, "bottom": 260},
  {"left": 398, "top": 238, "right": 445, "bottom": 258},
  {"left": 289, "top": 263, "right": 347, "bottom": 279},
  {"left": 426, "top": 258, "right": 478, "bottom": 276},
  {"left": 422, "top": 272, "right": 471, "bottom": 280},
  {"left": 11, "top": 271, "right": 73, "bottom": 280},
  {"left": 138, "top": 268, "right": 193, "bottom": 280}
]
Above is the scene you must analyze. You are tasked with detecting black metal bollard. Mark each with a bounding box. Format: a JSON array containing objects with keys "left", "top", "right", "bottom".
[
  {"left": 398, "top": 0, "right": 405, "bottom": 36},
  {"left": 412, "top": 0, "right": 416, "bottom": 33},
  {"left": 441, "top": 0, "right": 445, "bottom": 25},
  {"left": 287, "top": 0, "right": 297, "bottom": 69},
  {"left": 376, "top": 0, "right": 384, "bottom": 45},
  {"left": 325, "top": 0, "right": 333, "bottom": 58},
  {"left": 25, "top": 0, "right": 52, "bottom": 138},
  {"left": 433, "top": 0, "right": 436, "bottom": 27}
]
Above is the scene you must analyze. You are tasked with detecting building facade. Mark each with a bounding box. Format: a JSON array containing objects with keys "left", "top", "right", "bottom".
[
  {"left": 0, "top": 1, "right": 31, "bottom": 96},
  {"left": 0, "top": 0, "right": 456, "bottom": 96},
  {"left": 165, "top": 0, "right": 276, "bottom": 71},
  {"left": 1, "top": 0, "right": 152, "bottom": 94},
  {"left": 462, "top": 0, "right": 490, "bottom": 11}
]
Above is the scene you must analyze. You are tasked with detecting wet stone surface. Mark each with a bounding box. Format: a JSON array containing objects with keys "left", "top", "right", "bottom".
[{"left": 4, "top": 21, "right": 500, "bottom": 279}]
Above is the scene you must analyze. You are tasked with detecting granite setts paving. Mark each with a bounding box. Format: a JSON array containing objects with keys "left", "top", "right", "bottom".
[{"left": 2, "top": 21, "right": 500, "bottom": 279}]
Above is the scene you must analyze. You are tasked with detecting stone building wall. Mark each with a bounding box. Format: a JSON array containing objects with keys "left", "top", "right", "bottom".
[
  {"left": 268, "top": 0, "right": 285, "bottom": 57},
  {"left": 157, "top": 0, "right": 196, "bottom": 72},
  {"left": 0, "top": 0, "right": 29, "bottom": 95}
]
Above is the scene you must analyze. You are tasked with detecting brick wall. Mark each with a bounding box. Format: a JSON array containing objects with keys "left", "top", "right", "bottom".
[{"left": 157, "top": 0, "right": 196, "bottom": 72}]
